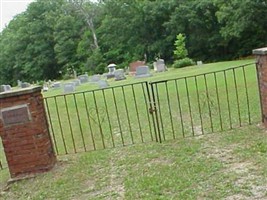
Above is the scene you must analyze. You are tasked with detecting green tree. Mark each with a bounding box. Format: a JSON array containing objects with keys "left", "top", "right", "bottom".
[{"left": 174, "top": 33, "right": 188, "bottom": 59}]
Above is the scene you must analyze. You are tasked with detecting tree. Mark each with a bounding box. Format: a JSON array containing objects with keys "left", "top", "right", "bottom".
[{"left": 174, "top": 33, "right": 188, "bottom": 59}]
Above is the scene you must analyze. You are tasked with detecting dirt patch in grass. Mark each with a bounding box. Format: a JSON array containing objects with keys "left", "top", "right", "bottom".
[{"left": 202, "top": 133, "right": 267, "bottom": 199}]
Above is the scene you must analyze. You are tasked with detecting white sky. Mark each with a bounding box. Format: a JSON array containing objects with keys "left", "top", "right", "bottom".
[{"left": 0, "top": 0, "right": 34, "bottom": 32}]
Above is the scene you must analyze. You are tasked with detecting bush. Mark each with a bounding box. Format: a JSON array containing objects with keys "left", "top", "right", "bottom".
[{"left": 172, "top": 58, "right": 194, "bottom": 68}]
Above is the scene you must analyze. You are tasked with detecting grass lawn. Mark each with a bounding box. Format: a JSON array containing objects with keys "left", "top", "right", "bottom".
[
  {"left": 1, "top": 58, "right": 266, "bottom": 199},
  {"left": 1, "top": 125, "right": 267, "bottom": 199}
]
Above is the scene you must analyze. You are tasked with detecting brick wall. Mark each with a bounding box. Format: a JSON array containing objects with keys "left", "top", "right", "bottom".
[
  {"left": 0, "top": 87, "right": 56, "bottom": 179},
  {"left": 253, "top": 47, "right": 267, "bottom": 127}
]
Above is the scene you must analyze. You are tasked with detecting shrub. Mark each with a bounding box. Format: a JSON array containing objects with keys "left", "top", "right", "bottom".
[{"left": 172, "top": 58, "right": 195, "bottom": 68}]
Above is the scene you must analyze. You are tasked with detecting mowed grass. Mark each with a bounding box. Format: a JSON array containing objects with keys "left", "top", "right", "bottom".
[
  {"left": 1, "top": 58, "right": 266, "bottom": 199},
  {"left": 1, "top": 125, "right": 267, "bottom": 199}
]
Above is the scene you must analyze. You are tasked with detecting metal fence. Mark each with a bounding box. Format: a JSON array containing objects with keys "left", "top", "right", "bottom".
[
  {"left": 44, "top": 81, "right": 156, "bottom": 155},
  {"left": 150, "top": 62, "right": 261, "bottom": 142},
  {"left": 44, "top": 62, "right": 261, "bottom": 155}
]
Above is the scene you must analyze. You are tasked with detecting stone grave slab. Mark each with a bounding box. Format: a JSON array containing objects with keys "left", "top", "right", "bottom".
[
  {"left": 98, "top": 80, "right": 109, "bottom": 89},
  {"left": 78, "top": 74, "right": 89, "bottom": 84},
  {"left": 153, "top": 59, "right": 167, "bottom": 72},
  {"left": 63, "top": 83, "right": 75, "bottom": 93},
  {"left": 135, "top": 66, "right": 152, "bottom": 78},
  {"left": 114, "top": 69, "right": 126, "bottom": 81},
  {"left": 91, "top": 75, "right": 101, "bottom": 82},
  {"left": 0, "top": 85, "right": 12, "bottom": 93}
]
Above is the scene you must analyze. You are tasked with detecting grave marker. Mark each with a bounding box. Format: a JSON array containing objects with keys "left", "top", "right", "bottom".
[
  {"left": 63, "top": 83, "right": 75, "bottom": 93},
  {"left": 135, "top": 66, "right": 152, "bottom": 78}
]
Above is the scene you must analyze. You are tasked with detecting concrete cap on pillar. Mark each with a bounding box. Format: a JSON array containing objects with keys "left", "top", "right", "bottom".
[{"left": 253, "top": 47, "right": 267, "bottom": 55}]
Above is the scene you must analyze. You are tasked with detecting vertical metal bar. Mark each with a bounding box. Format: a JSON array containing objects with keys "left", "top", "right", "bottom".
[
  {"left": 82, "top": 92, "right": 96, "bottom": 150},
  {"left": 255, "top": 62, "right": 264, "bottom": 123},
  {"left": 102, "top": 90, "right": 115, "bottom": 148},
  {"left": 92, "top": 91, "right": 105, "bottom": 149},
  {"left": 112, "top": 87, "right": 124, "bottom": 146},
  {"left": 145, "top": 82, "right": 159, "bottom": 142},
  {"left": 122, "top": 86, "right": 134, "bottom": 144},
  {"left": 150, "top": 83, "right": 162, "bottom": 143},
  {"left": 165, "top": 82, "right": 175, "bottom": 139},
  {"left": 63, "top": 95, "right": 77, "bottom": 153},
  {"left": 44, "top": 98, "right": 58, "bottom": 155},
  {"left": 185, "top": 77, "right": 194, "bottom": 136},
  {"left": 204, "top": 74, "right": 214, "bottom": 133},
  {"left": 214, "top": 72, "right": 223, "bottom": 131},
  {"left": 73, "top": 94, "right": 86, "bottom": 152},
  {"left": 141, "top": 82, "right": 154, "bottom": 141},
  {"left": 194, "top": 76, "right": 204, "bottom": 134},
  {"left": 131, "top": 84, "right": 144, "bottom": 143},
  {"left": 233, "top": 68, "right": 242, "bottom": 127},
  {"left": 223, "top": 71, "right": 233, "bottom": 129},
  {"left": 54, "top": 97, "right": 67, "bottom": 154},
  {"left": 155, "top": 83, "right": 165, "bottom": 141},
  {"left": 242, "top": 66, "right": 251, "bottom": 124},
  {"left": 174, "top": 79, "right": 185, "bottom": 137}
]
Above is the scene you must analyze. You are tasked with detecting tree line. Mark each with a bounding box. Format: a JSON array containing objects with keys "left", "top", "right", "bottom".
[{"left": 0, "top": 0, "right": 266, "bottom": 85}]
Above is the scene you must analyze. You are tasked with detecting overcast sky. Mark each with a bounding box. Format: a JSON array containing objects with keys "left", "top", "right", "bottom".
[{"left": 0, "top": 0, "right": 34, "bottom": 32}]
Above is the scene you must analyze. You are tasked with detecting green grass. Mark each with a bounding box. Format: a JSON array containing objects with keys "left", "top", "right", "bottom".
[
  {"left": 1, "top": 125, "right": 267, "bottom": 199},
  {"left": 1, "top": 58, "right": 266, "bottom": 199}
]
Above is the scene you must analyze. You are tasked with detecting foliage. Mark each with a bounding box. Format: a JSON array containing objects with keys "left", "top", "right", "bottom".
[
  {"left": 173, "top": 33, "right": 188, "bottom": 60},
  {"left": 172, "top": 57, "right": 195, "bottom": 68},
  {"left": 0, "top": 0, "right": 266, "bottom": 84}
]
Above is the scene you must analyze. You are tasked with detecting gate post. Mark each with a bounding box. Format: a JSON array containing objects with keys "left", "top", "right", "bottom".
[
  {"left": 253, "top": 47, "right": 267, "bottom": 127},
  {"left": 0, "top": 86, "right": 56, "bottom": 180}
]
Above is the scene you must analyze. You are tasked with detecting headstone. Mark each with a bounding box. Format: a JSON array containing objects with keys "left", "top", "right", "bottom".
[
  {"left": 98, "top": 80, "right": 109, "bottom": 89},
  {"left": 114, "top": 69, "right": 126, "bottom": 81},
  {"left": 52, "top": 82, "right": 61, "bottom": 89},
  {"left": 106, "top": 73, "right": 115, "bottom": 79},
  {"left": 73, "top": 79, "right": 81, "bottom": 86},
  {"left": 63, "top": 83, "right": 75, "bottom": 93},
  {"left": 129, "top": 61, "right": 146, "bottom": 76},
  {"left": 78, "top": 74, "right": 89, "bottom": 84},
  {"left": 17, "top": 80, "right": 22, "bottom": 87},
  {"left": 73, "top": 70, "right": 77, "bottom": 79},
  {"left": 135, "top": 66, "right": 152, "bottom": 78},
  {"left": 153, "top": 59, "right": 167, "bottom": 72},
  {"left": 21, "top": 82, "right": 31, "bottom": 88},
  {"left": 91, "top": 74, "right": 101, "bottom": 82},
  {"left": 197, "top": 61, "right": 203, "bottom": 66},
  {"left": 42, "top": 85, "right": 49, "bottom": 92},
  {"left": 0, "top": 85, "right": 12, "bottom": 93}
]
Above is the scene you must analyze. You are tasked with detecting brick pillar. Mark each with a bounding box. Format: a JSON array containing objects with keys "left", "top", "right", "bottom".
[
  {"left": 0, "top": 86, "right": 56, "bottom": 180},
  {"left": 253, "top": 47, "right": 267, "bottom": 127}
]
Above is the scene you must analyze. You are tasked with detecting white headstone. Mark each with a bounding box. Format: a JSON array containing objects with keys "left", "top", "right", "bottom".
[
  {"left": 52, "top": 82, "right": 61, "bottom": 89},
  {"left": 197, "top": 61, "right": 203, "bottom": 66},
  {"left": 154, "top": 59, "right": 167, "bottom": 72}
]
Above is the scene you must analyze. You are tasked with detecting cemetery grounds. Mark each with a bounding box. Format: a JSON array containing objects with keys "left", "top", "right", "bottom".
[{"left": 1, "top": 59, "right": 267, "bottom": 199}]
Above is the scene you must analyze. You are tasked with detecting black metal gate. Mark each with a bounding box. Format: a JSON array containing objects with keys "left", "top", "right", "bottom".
[
  {"left": 150, "top": 63, "right": 261, "bottom": 142},
  {"left": 44, "top": 62, "right": 261, "bottom": 155},
  {"left": 44, "top": 81, "right": 157, "bottom": 155}
]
